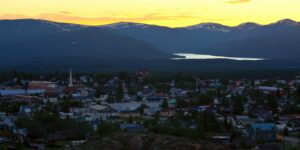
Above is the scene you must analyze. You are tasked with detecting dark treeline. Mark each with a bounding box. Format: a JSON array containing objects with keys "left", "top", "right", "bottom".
[{"left": 1, "top": 69, "right": 300, "bottom": 83}]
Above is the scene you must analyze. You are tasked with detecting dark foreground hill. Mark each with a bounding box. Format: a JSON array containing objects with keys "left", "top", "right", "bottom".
[{"left": 76, "top": 132, "right": 228, "bottom": 150}]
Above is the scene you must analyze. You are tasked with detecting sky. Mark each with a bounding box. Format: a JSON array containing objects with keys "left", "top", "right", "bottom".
[{"left": 0, "top": 0, "right": 300, "bottom": 27}]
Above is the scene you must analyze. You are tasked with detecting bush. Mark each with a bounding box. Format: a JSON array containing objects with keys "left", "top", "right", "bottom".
[{"left": 16, "top": 113, "right": 92, "bottom": 140}]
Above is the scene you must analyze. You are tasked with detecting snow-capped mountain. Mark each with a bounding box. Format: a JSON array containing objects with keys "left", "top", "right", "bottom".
[
  {"left": 273, "top": 19, "right": 299, "bottom": 26},
  {"left": 38, "top": 19, "right": 87, "bottom": 31},
  {"left": 1, "top": 18, "right": 300, "bottom": 61},
  {"left": 100, "top": 22, "right": 152, "bottom": 29},
  {"left": 185, "top": 22, "right": 261, "bottom": 32},
  {"left": 0, "top": 19, "right": 173, "bottom": 69},
  {"left": 185, "top": 23, "right": 232, "bottom": 33},
  {"left": 96, "top": 18, "right": 300, "bottom": 59},
  {"left": 235, "top": 22, "right": 261, "bottom": 31}
]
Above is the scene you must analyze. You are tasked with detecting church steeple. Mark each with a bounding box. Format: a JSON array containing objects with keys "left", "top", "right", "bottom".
[{"left": 68, "top": 68, "right": 73, "bottom": 87}]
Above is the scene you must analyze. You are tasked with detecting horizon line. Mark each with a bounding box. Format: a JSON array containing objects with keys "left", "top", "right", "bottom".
[{"left": 0, "top": 18, "right": 299, "bottom": 28}]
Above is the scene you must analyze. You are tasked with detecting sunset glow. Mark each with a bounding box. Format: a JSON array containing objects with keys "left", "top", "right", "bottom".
[{"left": 0, "top": 0, "right": 300, "bottom": 27}]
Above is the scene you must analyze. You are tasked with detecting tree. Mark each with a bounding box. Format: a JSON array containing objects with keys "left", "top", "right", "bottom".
[
  {"left": 59, "top": 99, "right": 83, "bottom": 113},
  {"left": 284, "top": 127, "right": 289, "bottom": 136},
  {"left": 276, "top": 88, "right": 282, "bottom": 98},
  {"left": 251, "top": 80, "right": 255, "bottom": 87},
  {"left": 128, "top": 86, "right": 137, "bottom": 95},
  {"left": 44, "top": 101, "right": 56, "bottom": 113},
  {"left": 128, "top": 116, "right": 133, "bottom": 123},
  {"left": 95, "top": 86, "right": 103, "bottom": 98},
  {"left": 197, "top": 93, "right": 214, "bottom": 105},
  {"left": 117, "top": 72, "right": 129, "bottom": 81},
  {"left": 297, "top": 85, "right": 300, "bottom": 99},
  {"left": 15, "top": 76, "right": 22, "bottom": 86},
  {"left": 97, "top": 121, "right": 119, "bottom": 143},
  {"left": 156, "top": 83, "right": 170, "bottom": 94},
  {"left": 283, "top": 85, "right": 291, "bottom": 99},
  {"left": 161, "top": 99, "right": 168, "bottom": 109},
  {"left": 136, "top": 95, "right": 143, "bottom": 102},
  {"left": 115, "top": 83, "right": 123, "bottom": 102},
  {"left": 176, "top": 99, "right": 187, "bottom": 109},
  {"left": 267, "top": 94, "right": 278, "bottom": 112},
  {"left": 0, "top": 101, "right": 28, "bottom": 114},
  {"left": 16, "top": 113, "right": 92, "bottom": 140},
  {"left": 106, "top": 94, "right": 115, "bottom": 103},
  {"left": 138, "top": 104, "right": 147, "bottom": 114},
  {"left": 233, "top": 95, "right": 244, "bottom": 115}
]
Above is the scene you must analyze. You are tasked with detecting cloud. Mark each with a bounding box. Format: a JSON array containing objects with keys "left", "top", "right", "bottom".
[
  {"left": 226, "top": 0, "right": 251, "bottom": 4},
  {"left": 35, "top": 12, "right": 196, "bottom": 25},
  {"left": 59, "top": 11, "right": 72, "bottom": 15},
  {"left": 0, "top": 14, "right": 30, "bottom": 19},
  {"left": 0, "top": 11, "right": 197, "bottom": 25}
]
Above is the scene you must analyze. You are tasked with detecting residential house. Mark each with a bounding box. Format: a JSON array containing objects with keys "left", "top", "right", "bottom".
[
  {"left": 247, "top": 123, "right": 277, "bottom": 142},
  {"left": 19, "top": 105, "right": 35, "bottom": 117},
  {"left": 0, "top": 89, "right": 45, "bottom": 96},
  {"left": 168, "top": 98, "right": 177, "bottom": 108},
  {"left": 143, "top": 101, "right": 161, "bottom": 116},
  {"left": 89, "top": 104, "right": 117, "bottom": 117},
  {"left": 109, "top": 101, "right": 141, "bottom": 117},
  {"left": 120, "top": 123, "right": 145, "bottom": 132},
  {"left": 258, "top": 86, "right": 282, "bottom": 94}
]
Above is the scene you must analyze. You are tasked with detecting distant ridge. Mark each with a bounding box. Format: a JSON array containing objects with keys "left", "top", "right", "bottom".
[
  {"left": 1, "top": 18, "right": 299, "bottom": 30},
  {"left": 0, "top": 19, "right": 173, "bottom": 69},
  {"left": 1, "top": 18, "right": 300, "bottom": 70},
  {"left": 98, "top": 18, "right": 300, "bottom": 59},
  {"left": 185, "top": 23, "right": 232, "bottom": 32},
  {"left": 98, "top": 18, "right": 299, "bottom": 29}
]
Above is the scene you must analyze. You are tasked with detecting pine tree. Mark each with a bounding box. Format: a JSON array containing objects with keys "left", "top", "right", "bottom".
[
  {"left": 233, "top": 96, "right": 244, "bottom": 115},
  {"left": 162, "top": 99, "right": 169, "bottom": 109},
  {"left": 115, "top": 83, "right": 123, "bottom": 102},
  {"left": 267, "top": 94, "right": 278, "bottom": 112}
]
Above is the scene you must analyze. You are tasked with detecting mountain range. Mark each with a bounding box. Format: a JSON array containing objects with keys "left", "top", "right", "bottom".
[
  {"left": 0, "top": 19, "right": 172, "bottom": 69},
  {"left": 1, "top": 18, "right": 300, "bottom": 71},
  {"left": 99, "top": 19, "right": 300, "bottom": 59}
]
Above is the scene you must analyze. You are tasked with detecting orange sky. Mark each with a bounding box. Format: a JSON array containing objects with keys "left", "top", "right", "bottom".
[{"left": 0, "top": 0, "right": 300, "bottom": 27}]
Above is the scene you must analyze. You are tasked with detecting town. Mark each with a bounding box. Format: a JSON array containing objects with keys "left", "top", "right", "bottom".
[{"left": 0, "top": 70, "right": 299, "bottom": 150}]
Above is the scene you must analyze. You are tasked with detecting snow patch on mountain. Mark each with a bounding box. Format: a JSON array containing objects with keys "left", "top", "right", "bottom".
[
  {"left": 185, "top": 23, "right": 232, "bottom": 33},
  {"left": 235, "top": 22, "right": 261, "bottom": 31},
  {"left": 39, "top": 20, "right": 86, "bottom": 31},
  {"left": 101, "top": 22, "right": 151, "bottom": 29},
  {"left": 275, "top": 19, "right": 299, "bottom": 26}
]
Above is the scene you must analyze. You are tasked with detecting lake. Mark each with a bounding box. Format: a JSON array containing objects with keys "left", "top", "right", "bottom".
[{"left": 172, "top": 53, "right": 264, "bottom": 61}]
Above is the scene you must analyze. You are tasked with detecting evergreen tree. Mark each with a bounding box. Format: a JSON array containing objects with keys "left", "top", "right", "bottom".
[
  {"left": 161, "top": 99, "right": 169, "bottom": 109},
  {"left": 297, "top": 85, "right": 300, "bottom": 99},
  {"left": 97, "top": 121, "right": 119, "bottom": 143},
  {"left": 136, "top": 95, "right": 143, "bottom": 102},
  {"left": 267, "top": 94, "right": 278, "bottom": 112},
  {"left": 284, "top": 127, "right": 289, "bottom": 136},
  {"left": 115, "top": 83, "right": 123, "bottom": 102},
  {"left": 233, "top": 95, "right": 244, "bottom": 115},
  {"left": 95, "top": 86, "right": 102, "bottom": 98},
  {"left": 176, "top": 99, "right": 187, "bottom": 109}
]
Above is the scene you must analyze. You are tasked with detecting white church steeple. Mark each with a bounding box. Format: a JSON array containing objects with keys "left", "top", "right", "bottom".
[{"left": 68, "top": 68, "right": 73, "bottom": 87}]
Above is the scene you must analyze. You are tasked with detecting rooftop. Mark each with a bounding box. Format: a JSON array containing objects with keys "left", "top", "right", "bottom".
[{"left": 250, "top": 123, "right": 276, "bottom": 131}]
